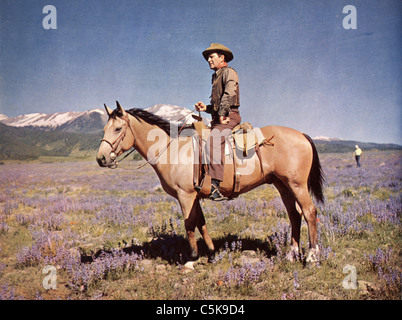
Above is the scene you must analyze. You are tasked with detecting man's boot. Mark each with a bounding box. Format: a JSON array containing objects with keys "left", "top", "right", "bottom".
[{"left": 210, "top": 179, "right": 228, "bottom": 201}]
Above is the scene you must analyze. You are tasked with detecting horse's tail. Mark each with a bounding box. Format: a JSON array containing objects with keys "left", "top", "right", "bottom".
[{"left": 303, "top": 133, "right": 325, "bottom": 204}]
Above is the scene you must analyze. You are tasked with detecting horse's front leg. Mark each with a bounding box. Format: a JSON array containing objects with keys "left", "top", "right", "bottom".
[
  {"left": 177, "top": 193, "right": 200, "bottom": 260},
  {"left": 194, "top": 200, "right": 215, "bottom": 255}
]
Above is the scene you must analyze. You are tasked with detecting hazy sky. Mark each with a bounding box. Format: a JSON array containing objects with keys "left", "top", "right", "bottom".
[{"left": 1, "top": 0, "right": 401, "bottom": 144}]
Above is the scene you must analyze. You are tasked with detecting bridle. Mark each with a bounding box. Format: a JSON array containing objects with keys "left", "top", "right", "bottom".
[{"left": 101, "top": 114, "right": 136, "bottom": 167}]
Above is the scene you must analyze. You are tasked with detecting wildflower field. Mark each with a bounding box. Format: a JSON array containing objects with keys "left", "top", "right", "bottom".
[{"left": 0, "top": 150, "right": 401, "bottom": 300}]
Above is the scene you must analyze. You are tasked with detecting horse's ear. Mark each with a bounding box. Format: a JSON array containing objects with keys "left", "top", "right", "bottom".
[
  {"left": 116, "top": 101, "right": 125, "bottom": 115},
  {"left": 104, "top": 104, "right": 113, "bottom": 117}
]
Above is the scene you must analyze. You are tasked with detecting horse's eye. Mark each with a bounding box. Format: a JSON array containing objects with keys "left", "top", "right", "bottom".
[{"left": 115, "top": 127, "right": 122, "bottom": 133}]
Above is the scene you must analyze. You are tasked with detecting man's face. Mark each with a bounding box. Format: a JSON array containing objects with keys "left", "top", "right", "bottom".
[{"left": 208, "top": 52, "right": 226, "bottom": 71}]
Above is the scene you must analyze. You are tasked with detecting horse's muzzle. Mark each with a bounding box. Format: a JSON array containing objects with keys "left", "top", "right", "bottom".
[
  {"left": 96, "top": 155, "right": 107, "bottom": 167},
  {"left": 96, "top": 154, "right": 118, "bottom": 169}
]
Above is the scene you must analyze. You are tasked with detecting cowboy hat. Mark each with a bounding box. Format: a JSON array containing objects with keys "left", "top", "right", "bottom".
[{"left": 202, "top": 43, "right": 234, "bottom": 62}]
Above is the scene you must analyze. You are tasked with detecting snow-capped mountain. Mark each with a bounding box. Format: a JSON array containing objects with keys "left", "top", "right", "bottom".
[
  {"left": 312, "top": 136, "right": 342, "bottom": 142},
  {"left": 145, "top": 104, "right": 209, "bottom": 126},
  {"left": 0, "top": 114, "right": 8, "bottom": 122},
  {"left": 0, "top": 104, "right": 207, "bottom": 133},
  {"left": 0, "top": 109, "right": 107, "bottom": 132}
]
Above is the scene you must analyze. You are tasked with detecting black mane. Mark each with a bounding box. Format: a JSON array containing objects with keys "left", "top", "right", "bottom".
[{"left": 125, "top": 108, "right": 178, "bottom": 136}]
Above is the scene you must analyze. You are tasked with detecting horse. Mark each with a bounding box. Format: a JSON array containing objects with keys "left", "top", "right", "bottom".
[{"left": 96, "top": 101, "right": 324, "bottom": 264}]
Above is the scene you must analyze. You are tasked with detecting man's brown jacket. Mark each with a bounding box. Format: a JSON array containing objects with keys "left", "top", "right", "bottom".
[{"left": 206, "top": 66, "right": 240, "bottom": 118}]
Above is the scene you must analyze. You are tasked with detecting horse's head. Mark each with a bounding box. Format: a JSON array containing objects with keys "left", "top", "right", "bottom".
[{"left": 96, "top": 101, "right": 134, "bottom": 168}]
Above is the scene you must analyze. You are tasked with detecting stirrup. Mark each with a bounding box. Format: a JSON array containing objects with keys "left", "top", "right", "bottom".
[{"left": 209, "top": 186, "right": 228, "bottom": 201}]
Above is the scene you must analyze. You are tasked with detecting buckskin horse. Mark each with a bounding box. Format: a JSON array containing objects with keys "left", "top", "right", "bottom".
[{"left": 96, "top": 101, "right": 324, "bottom": 264}]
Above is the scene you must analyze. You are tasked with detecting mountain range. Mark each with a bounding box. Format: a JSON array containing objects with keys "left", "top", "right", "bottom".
[
  {"left": 0, "top": 105, "right": 400, "bottom": 160},
  {"left": 0, "top": 109, "right": 107, "bottom": 134},
  {"left": 0, "top": 104, "right": 201, "bottom": 133}
]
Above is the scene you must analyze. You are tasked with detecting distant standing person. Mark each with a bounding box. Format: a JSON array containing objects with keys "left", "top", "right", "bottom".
[{"left": 353, "top": 145, "right": 362, "bottom": 167}]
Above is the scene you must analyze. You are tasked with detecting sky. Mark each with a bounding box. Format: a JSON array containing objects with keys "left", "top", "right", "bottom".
[{"left": 1, "top": 0, "right": 401, "bottom": 144}]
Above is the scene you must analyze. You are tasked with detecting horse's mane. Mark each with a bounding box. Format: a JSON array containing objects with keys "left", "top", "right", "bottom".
[{"left": 125, "top": 108, "right": 178, "bottom": 137}]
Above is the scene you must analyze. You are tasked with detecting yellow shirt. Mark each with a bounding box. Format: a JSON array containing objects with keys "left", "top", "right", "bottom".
[{"left": 354, "top": 148, "right": 362, "bottom": 156}]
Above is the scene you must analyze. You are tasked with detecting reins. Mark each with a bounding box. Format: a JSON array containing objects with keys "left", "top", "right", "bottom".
[{"left": 112, "top": 108, "right": 197, "bottom": 170}]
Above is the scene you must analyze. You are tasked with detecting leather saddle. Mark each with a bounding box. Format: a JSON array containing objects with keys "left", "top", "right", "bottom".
[{"left": 191, "top": 120, "right": 273, "bottom": 199}]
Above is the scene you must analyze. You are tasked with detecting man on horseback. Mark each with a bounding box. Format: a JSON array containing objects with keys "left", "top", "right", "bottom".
[{"left": 195, "top": 43, "right": 241, "bottom": 201}]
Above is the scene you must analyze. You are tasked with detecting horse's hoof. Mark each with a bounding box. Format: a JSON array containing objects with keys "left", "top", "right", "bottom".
[
  {"left": 285, "top": 251, "right": 294, "bottom": 262},
  {"left": 189, "top": 249, "right": 199, "bottom": 261},
  {"left": 181, "top": 261, "right": 196, "bottom": 273},
  {"left": 304, "top": 245, "right": 320, "bottom": 268},
  {"left": 207, "top": 252, "right": 216, "bottom": 263},
  {"left": 285, "top": 246, "right": 300, "bottom": 262},
  {"left": 184, "top": 261, "right": 195, "bottom": 270}
]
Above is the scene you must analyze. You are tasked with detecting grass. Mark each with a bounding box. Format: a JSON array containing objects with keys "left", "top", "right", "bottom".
[{"left": 0, "top": 150, "right": 401, "bottom": 300}]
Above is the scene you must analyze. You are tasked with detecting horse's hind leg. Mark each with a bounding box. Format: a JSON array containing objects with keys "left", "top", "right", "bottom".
[
  {"left": 273, "top": 179, "right": 302, "bottom": 261},
  {"left": 288, "top": 182, "right": 319, "bottom": 264}
]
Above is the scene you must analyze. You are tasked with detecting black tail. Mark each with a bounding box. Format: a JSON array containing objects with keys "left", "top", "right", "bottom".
[{"left": 303, "top": 134, "right": 325, "bottom": 204}]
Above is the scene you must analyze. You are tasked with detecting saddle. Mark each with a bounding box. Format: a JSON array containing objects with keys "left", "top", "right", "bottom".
[
  {"left": 232, "top": 123, "right": 259, "bottom": 157},
  {"left": 192, "top": 121, "right": 274, "bottom": 199}
]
